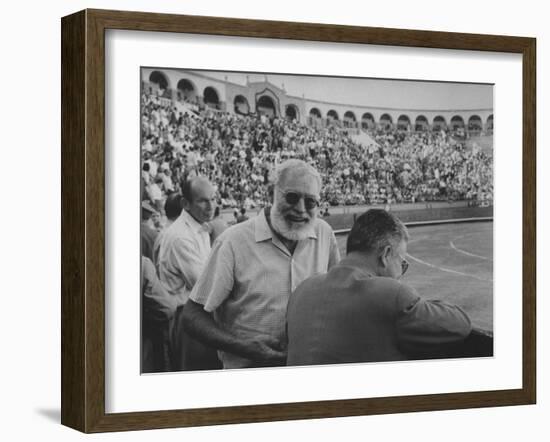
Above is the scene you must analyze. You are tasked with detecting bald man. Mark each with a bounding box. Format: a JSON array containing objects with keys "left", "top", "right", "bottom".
[{"left": 157, "top": 176, "right": 221, "bottom": 371}]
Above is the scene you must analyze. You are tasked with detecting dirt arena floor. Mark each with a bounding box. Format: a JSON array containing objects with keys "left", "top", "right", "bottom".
[{"left": 335, "top": 221, "right": 493, "bottom": 331}]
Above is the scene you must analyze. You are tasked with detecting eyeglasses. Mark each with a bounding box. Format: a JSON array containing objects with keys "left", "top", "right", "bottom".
[{"left": 282, "top": 191, "right": 320, "bottom": 210}]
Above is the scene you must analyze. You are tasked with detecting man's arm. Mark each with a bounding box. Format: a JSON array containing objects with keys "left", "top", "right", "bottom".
[
  {"left": 182, "top": 300, "right": 286, "bottom": 366},
  {"left": 395, "top": 284, "right": 472, "bottom": 357}
]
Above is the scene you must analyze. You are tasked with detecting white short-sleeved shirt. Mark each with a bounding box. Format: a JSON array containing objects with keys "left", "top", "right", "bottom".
[
  {"left": 157, "top": 210, "right": 211, "bottom": 307},
  {"left": 189, "top": 209, "right": 340, "bottom": 368}
]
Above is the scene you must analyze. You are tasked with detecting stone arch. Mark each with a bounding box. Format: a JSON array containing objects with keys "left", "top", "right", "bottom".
[
  {"left": 257, "top": 95, "right": 277, "bottom": 117},
  {"left": 397, "top": 114, "right": 411, "bottom": 131},
  {"left": 468, "top": 115, "right": 483, "bottom": 135},
  {"left": 234, "top": 95, "right": 250, "bottom": 115},
  {"left": 415, "top": 115, "right": 429, "bottom": 131},
  {"left": 380, "top": 113, "right": 393, "bottom": 130},
  {"left": 203, "top": 86, "right": 220, "bottom": 109},
  {"left": 327, "top": 109, "right": 339, "bottom": 120},
  {"left": 450, "top": 115, "right": 465, "bottom": 132},
  {"left": 343, "top": 111, "right": 357, "bottom": 128},
  {"left": 361, "top": 112, "right": 375, "bottom": 130},
  {"left": 149, "top": 71, "right": 170, "bottom": 94},
  {"left": 432, "top": 115, "right": 447, "bottom": 131},
  {"left": 176, "top": 78, "right": 197, "bottom": 102},
  {"left": 285, "top": 104, "right": 300, "bottom": 122},
  {"left": 309, "top": 107, "right": 322, "bottom": 119}
]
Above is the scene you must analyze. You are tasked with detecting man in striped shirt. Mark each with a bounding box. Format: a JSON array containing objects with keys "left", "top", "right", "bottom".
[{"left": 182, "top": 159, "right": 340, "bottom": 368}]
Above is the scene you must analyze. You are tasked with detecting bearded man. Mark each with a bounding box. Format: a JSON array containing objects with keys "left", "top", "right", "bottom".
[{"left": 182, "top": 159, "right": 340, "bottom": 368}]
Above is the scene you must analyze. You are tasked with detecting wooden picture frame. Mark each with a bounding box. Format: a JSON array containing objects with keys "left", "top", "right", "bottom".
[{"left": 61, "top": 9, "right": 536, "bottom": 433}]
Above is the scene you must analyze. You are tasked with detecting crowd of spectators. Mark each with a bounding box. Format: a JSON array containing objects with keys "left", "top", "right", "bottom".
[{"left": 141, "top": 90, "right": 493, "bottom": 212}]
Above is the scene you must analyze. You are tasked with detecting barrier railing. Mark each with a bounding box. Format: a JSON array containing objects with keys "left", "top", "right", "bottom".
[{"left": 333, "top": 215, "right": 493, "bottom": 235}]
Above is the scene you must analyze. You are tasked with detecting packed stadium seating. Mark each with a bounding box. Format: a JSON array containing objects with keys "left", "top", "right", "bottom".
[{"left": 141, "top": 91, "right": 493, "bottom": 211}]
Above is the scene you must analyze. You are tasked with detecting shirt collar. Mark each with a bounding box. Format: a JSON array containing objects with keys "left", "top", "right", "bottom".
[
  {"left": 254, "top": 207, "right": 318, "bottom": 242},
  {"left": 306, "top": 225, "right": 318, "bottom": 240},
  {"left": 179, "top": 209, "right": 207, "bottom": 234},
  {"left": 254, "top": 208, "right": 273, "bottom": 242}
]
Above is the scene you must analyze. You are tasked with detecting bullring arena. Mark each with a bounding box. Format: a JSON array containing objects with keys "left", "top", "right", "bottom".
[{"left": 140, "top": 68, "right": 494, "bottom": 346}]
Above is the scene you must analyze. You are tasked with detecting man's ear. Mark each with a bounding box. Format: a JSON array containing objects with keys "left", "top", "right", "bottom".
[{"left": 380, "top": 244, "right": 392, "bottom": 268}]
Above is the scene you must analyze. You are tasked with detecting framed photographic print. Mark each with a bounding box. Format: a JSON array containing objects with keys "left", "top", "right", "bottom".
[{"left": 61, "top": 9, "right": 536, "bottom": 433}]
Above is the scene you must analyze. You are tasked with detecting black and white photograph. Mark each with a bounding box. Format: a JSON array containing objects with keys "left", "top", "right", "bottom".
[{"left": 140, "top": 68, "right": 494, "bottom": 373}]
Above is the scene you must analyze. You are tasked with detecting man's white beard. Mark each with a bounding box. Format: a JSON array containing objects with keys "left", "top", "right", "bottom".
[{"left": 271, "top": 204, "right": 316, "bottom": 241}]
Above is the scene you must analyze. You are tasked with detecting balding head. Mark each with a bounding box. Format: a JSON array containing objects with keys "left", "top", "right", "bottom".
[
  {"left": 181, "top": 176, "right": 216, "bottom": 224},
  {"left": 182, "top": 176, "right": 212, "bottom": 204},
  {"left": 346, "top": 209, "right": 410, "bottom": 279}
]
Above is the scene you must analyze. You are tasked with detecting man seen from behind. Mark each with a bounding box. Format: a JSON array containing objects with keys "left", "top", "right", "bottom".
[{"left": 286, "top": 209, "right": 472, "bottom": 366}]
